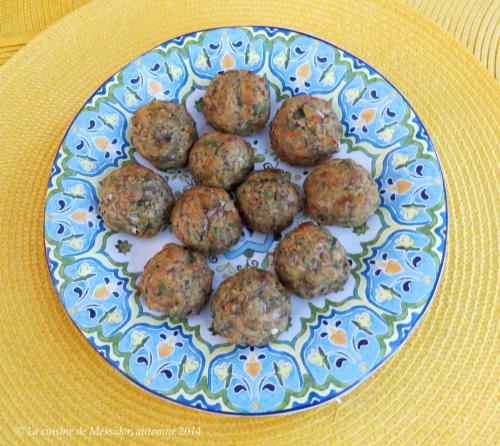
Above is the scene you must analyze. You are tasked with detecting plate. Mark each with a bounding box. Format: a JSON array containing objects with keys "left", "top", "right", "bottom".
[{"left": 44, "top": 26, "right": 447, "bottom": 415}]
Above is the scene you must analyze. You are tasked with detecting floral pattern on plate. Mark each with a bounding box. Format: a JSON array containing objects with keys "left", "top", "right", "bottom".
[
  {"left": 209, "top": 346, "right": 302, "bottom": 413},
  {"left": 303, "top": 306, "right": 387, "bottom": 386}
]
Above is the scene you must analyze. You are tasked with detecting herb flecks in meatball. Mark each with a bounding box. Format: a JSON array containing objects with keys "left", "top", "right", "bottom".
[
  {"left": 270, "top": 95, "right": 342, "bottom": 166},
  {"left": 130, "top": 100, "right": 197, "bottom": 170},
  {"left": 304, "top": 158, "right": 380, "bottom": 227},
  {"left": 171, "top": 186, "right": 243, "bottom": 256},
  {"left": 99, "top": 163, "right": 174, "bottom": 237},
  {"left": 211, "top": 268, "right": 291, "bottom": 345},
  {"left": 189, "top": 131, "right": 254, "bottom": 190},
  {"left": 236, "top": 169, "right": 302, "bottom": 233},
  {"left": 273, "top": 222, "right": 350, "bottom": 298},
  {"left": 201, "top": 70, "right": 271, "bottom": 136},
  {"left": 139, "top": 243, "right": 213, "bottom": 316}
]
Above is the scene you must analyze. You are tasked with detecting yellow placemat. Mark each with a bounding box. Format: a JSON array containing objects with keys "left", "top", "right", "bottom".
[
  {"left": 406, "top": 0, "right": 499, "bottom": 79},
  {"left": 0, "top": 0, "right": 498, "bottom": 444},
  {"left": 1, "top": 0, "right": 499, "bottom": 78}
]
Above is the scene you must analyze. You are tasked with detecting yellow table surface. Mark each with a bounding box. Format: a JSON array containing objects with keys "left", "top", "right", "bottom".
[
  {"left": 0, "top": 0, "right": 499, "bottom": 444},
  {"left": 1, "top": 0, "right": 499, "bottom": 78}
]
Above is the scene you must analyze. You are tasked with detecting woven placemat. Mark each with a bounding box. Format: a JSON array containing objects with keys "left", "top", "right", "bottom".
[
  {"left": 1, "top": 0, "right": 499, "bottom": 78},
  {"left": 0, "top": 0, "right": 498, "bottom": 444}
]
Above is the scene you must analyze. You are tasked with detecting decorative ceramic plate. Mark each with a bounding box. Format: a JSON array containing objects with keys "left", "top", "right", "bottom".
[{"left": 44, "top": 26, "right": 447, "bottom": 415}]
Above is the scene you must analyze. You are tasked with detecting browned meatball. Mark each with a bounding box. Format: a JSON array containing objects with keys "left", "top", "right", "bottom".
[
  {"left": 304, "top": 158, "right": 380, "bottom": 227},
  {"left": 99, "top": 163, "right": 174, "bottom": 237},
  {"left": 211, "top": 268, "right": 291, "bottom": 345},
  {"left": 200, "top": 70, "right": 271, "bottom": 135},
  {"left": 138, "top": 243, "right": 213, "bottom": 316},
  {"left": 188, "top": 131, "right": 254, "bottom": 190},
  {"left": 273, "top": 222, "right": 350, "bottom": 298},
  {"left": 236, "top": 169, "right": 302, "bottom": 233},
  {"left": 270, "top": 95, "right": 342, "bottom": 166},
  {"left": 130, "top": 100, "right": 197, "bottom": 170},
  {"left": 171, "top": 186, "right": 243, "bottom": 256}
]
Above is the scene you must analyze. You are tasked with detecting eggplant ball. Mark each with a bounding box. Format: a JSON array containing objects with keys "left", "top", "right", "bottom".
[
  {"left": 304, "top": 158, "right": 380, "bottom": 227},
  {"left": 211, "top": 268, "right": 291, "bottom": 345},
  {"left": 130, "top": 100, "right": 197, "bottom": 170},
  {"left": 171, "top": 186, "right": 243, "bottom": 256},
  {"left": 200, "top": 70, "right": 271, "bottom": 136},
  {"left": 139, "top": 243, "right": 213, "bottom": 316},
  {"left": 188, "top": 131, "right": 254, "bottom": 190},
  {"left": 270, "top": 95, "right": 342, "bottom": 166},
  {"left": 99, "top": 163, "right": 174, "bottom": 237},
  {"left": 273, "top": 222, "right": 350, "bottom": 298},
  {"left": 236, "top": 169, "right": 302, "bottom": 233}
]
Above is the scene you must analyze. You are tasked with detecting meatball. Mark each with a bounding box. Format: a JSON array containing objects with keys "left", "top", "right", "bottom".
[
  {"left": 211, "top": 268, "right": 291, "bottom": 345},
  {"left": 236, "top": 169, "right": 302, "bottom": 233},
  {"left": 270, "top": 95, "right": 342, "bottom": 166},
  {"left": 171, "top": 186, "right": 243, "bottom": 256},
  {"left": 304, "top": 158, "right": 380, "bottom": 227},
  {"left": 273, "top": 222, "right": 350, "bottom": 298},
  {"left": 200, "top": 70, "right": 271, "bottom": 135},
  {"left": 99, "top": 163, "right": 174, "bottom": 237},
  {"left": 188, "top": 131, "right": 254, "bottom": 190},
  {"left": 139, "top": 243, "right": 213, "bottom": 316},
  {"left": 130, "top": 100, "right": 197, "bottom": 170}
]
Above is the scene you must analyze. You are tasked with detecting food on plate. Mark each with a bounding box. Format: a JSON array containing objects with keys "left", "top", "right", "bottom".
[
  {"left": 171, "top": 186, "right": 243, "bottom": 256},
  {"left": 101, "top": 69, "right": 375, "bottom": 344},
  {"left": 138, "top": 243, "right": 213, "bottom": 316},
  {"left": 235, "top": 169, "right": 302, "bottom": 233},
  {"left": 304, "top": 158, "right": 380, "bottom": 227},
  {"left": 270, "top": 95, "right": 342, "bottom": 166},
  {"left": 200, "top": 70, "right": 271, "bottom": 135},
  {"left": 273, "top": 222, "right": 350, "bottom": 298},
  {"left": 188, "top": 131, "right": 254, "bottom": 190},
  {"left": 99, "top": 163, "right": 174, "bottom": 237},
  {"left": 211, "top": 268, "right": 291, "bottom": 345},
  {"left": 130, "top": 100, "right": 197, "bottom": 170}
]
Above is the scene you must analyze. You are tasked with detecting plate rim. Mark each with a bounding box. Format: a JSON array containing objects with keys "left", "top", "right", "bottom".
[{"left": 43, "top": 24, "right": 449, "bottom": 416}]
